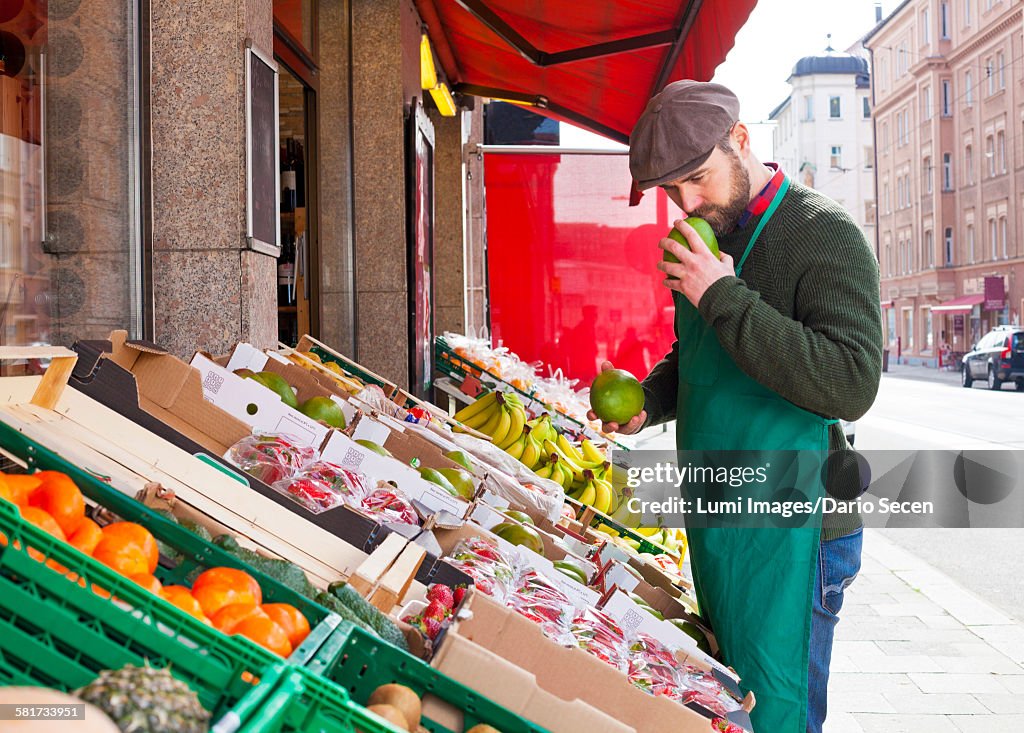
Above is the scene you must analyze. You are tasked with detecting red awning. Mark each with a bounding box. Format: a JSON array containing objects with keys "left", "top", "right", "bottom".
[
  {"left": 930, "top": 294, "right": 985, "bottom": 312},
  {"left": 415, "top": 0, "right": 759, "bottom": 144}
]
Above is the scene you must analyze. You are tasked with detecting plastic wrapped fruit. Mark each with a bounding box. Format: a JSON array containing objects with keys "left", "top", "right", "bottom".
[
  {"left": 361, "top": 487, "right": 420, "bottom": 526},
  {"left": 569, "top": 608, "right": 630, "bottom": 672},
  {"left": 273, "top": 462, "right": 369, "bottom": 514},
  {"left": 507, "top": 570, "right": 574, "bottom": 643},
  {"left": 227, "top": 434, "right": 316, "bottom": 485}
]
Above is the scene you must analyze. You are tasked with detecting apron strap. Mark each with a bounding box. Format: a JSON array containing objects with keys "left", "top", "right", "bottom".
[{"left": 736, "top": 176, "right": 791, "bottom": 276}]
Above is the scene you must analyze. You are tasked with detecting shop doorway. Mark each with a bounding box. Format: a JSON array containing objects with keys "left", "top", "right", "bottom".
[
  {"left": 276, "top": 64, "right": 317, "bottom": 345},
  {"left": 406, "top": 102, "right": 435, "bottom": 399}
]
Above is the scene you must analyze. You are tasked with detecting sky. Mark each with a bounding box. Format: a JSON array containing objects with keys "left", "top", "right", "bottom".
[{"left": 560, "top": 0, "right": 898, "bottom": 159}]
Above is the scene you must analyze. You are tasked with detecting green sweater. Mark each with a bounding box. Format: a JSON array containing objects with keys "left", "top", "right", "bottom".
[{"left": 641, "top": 180, "right": 883, "bottom": 540}]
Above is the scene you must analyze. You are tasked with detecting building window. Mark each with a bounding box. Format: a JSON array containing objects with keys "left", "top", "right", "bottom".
[
  {"left": 990, "top": 218, "right": 997, "bottom": 259},
  {"left": 865, "top": 199, "right": 876, "bottom": 224},
  {"left": 922, "top": 9, "right": 931, "bottom": 44},
  {"left": 903, "top": 309, "right": 914, "bottom": 350},
  {"left": 987, "top": 135, "right": 995, "bottom": 176},
  {"left": 998, "top": 131, "right": 1006, "bottom": 172},
  {"left": 923, "top": 309, "right": 934, "bottom": 351},
  {"left": 909, "top": 236, "right": 915, "bottom": 271},
  {"left": 897, "top": 113, "right": 904, "bottom": 146},
  {"left": 1000, "top": 216, "right": 1008, "bottom": 258},
  {"left": 968, "top": 224, "right": 975, "bottom": 263},
  {"left": 923, "top": 86, "right": 933, "bottom": 119},
  {"left": 863, "top": 97, "right": 871, "bottom": 118},
  {"left": 829, "top": 96, "right": 841, "bottom": 118},
  {"left": 804, "top": 95, "right": 813, "bottom": 121},
  {"left": 830, "top": 145, "right": 842, "bottom": 169},
  {"left": 998, "top": 52, "right": 1006, "bottom": 89},
  {"left": 943, "top": 153, "right": 953, "bottom": 190},
  {"left": 966, "top": 0, "right": 972, "bottom": 25},
  {"left": 925, "top": 230, "right": 934, "bottom": 270},
  {"left": 897, "top": 178, "right": 904, "bottom": 208},
  {"left": 887, "top": 308, "right": 897, "bottom": 345},
  {"left": 987, "top": 57, "right": 995, "bottom": 94},
  {"left": 941, "top": 2, "right": 950, "bottom": 38},
  {"left": 880, "top": 59, "right": 888, "bottom": 90},
  {"left": 965, "top": 144, "right": 973, "bottom": 183},
  {"left": 942, "top": 80, "right": 952, "bottom": 115},
  {"left": 898, "top": 43, "right": 907, "bottom": 76},
  {"left": 924, "top": 157, "right": 933, "bottom": 193},
  {"left": 882, "top": 122, "right": 890, "bottom": 152},
  {"left": 884, "top": 183, "right": 891, "bottom": 213},
  {"left": 865, "top": 146, "right": 874, "bottom": 168},
  {"left": 945, "top": 227, "right": 954, "bottom": 265},
  {"left": 965, "top": 71, "right": 973, "bottom": 105}
]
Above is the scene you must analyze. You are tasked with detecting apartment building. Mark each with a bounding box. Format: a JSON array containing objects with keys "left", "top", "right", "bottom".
[{"left": 865, "top": 0, "right": 1023, "bottom": 366}]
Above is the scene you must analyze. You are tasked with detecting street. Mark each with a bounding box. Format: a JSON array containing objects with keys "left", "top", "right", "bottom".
[{"left": 857, "top": 366, "right": 1024, "bottom": 626}]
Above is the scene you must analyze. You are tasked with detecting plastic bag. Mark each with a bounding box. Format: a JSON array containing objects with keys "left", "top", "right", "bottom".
[
  {"left": 508, "top": 570, "right": 574, "bottom": 643},
  {"left": 361, "top": 485, "right": 420, "bottom": 526},
  {"left": 446, "top": 536, "right": 518, "bottom": 603},
  {"left": 227, "top": 433, "right": 317, "bottom": 485},
  {"left": 569, "top": 607, "right": 630, "bottom": 672},
  {"left": 272, "top": 461, "right": 369, "bottom": 514}
]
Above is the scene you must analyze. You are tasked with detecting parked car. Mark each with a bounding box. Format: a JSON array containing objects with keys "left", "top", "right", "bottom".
[{"left": 961, "top": 325, "right": 1024, "bottom": 390}]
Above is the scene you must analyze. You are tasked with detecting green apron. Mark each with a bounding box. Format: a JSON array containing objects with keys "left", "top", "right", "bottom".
[{"left": 674, "top": 176, "right": 832, "bottom": 732}]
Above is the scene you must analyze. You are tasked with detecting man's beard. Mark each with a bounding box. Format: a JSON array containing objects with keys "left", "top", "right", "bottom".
[{"left": 692, "top": 152, "right": 750, "bottom": 236}]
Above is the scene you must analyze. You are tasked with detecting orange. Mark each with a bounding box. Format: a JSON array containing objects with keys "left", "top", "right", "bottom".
[
  {"left": 1, "top": 474, "right": 42, "bottom": 505},
  {"left": 95, "top": 522, "right": 159, "bottom": 574},
  {"left": 129, "top": 573, "right": 163, "bottom": 594},
  {"left": 212, "top": 603, "right": 268, "bottom": 634},
  {"left": 192, "top": 568, "right": 262, "bottom": 605},
  {"left": 192, "top": 583, "right": 255, "bottom": 618},
  {"left": 0, "top": 482, "right": 12, "bottom": 505},
  {"left": 262, "top": 603, "right": 311, "bottom": 647},
  {"left": 234, "top": 615, "right": 293, "bottom": 657},
  {"left": 29, "top": 474, "right": 85, "bottom": 537},
  {"left": 92, "top": 536, "right": 150, "bottom": 577},
  {"left": 18, "top": 506, "right": 67, "bottom": 565},
  {"left": 160, "top": 585, "right": 212, "bottom": 624},
  {"left": 68, "top": 518, "right": 103, "bottom": 556}
]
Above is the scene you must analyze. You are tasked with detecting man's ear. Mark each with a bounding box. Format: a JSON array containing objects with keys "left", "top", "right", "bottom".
[{"left": 732, "top": 122, "right": 752, "bottom": 156}]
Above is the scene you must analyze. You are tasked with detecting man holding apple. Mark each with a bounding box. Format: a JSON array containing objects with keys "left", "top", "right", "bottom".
[{"left": 588, "top": 80, "right": 883, "bottom": 733}]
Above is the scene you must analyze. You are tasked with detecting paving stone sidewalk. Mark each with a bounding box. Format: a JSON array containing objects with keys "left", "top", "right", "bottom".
[{"left": 825, "top": 529, "right": 1024, "bottom": 733}]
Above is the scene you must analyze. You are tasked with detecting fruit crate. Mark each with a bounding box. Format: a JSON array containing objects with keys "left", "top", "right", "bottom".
[
  {"left": 304, "top": 622, "right": 551, "bottom": 733},
  {"left": 223, "top": 664, "right": 404, "bottom": 733},
  {"left": 0, "top": 420, "right": 341, "bottom": 665},
  {"left": 565, "top": 495, "right": 676, "bottom": 558},
  {"left": 296, "top": 334, "right": 409, "bottom": 407},
  {"left": 434, "top": 336, "right": 630, "bottom": 452},
  {"left": 0, "top": 497, "right": 283, "bottom": 718}
]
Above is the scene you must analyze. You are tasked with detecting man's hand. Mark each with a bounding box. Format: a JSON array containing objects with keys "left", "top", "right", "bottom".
[
  {"left": 658, "top": 219, "right": 735, "bottom": 306},
  {"left": 586, "top": 361, "right": 648, "bottom": 435}
]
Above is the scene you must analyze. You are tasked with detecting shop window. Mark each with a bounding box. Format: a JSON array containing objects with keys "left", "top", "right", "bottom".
[
  {"left": 923, "top": 308, "right": 933, "bottom": 351},
  {"left": 887, "top": 308, "right": 897, "bottom": 345},
  {"left": 274, "top": 0, "right": 316, "bottom": 59},
  {"left": 0, "top": 0, "right": 142, "bottom": 353},
  {"left": 945, "top": 227, "right": 954, "bottom": 265},
  {"left": 903, "top": 308, "right": 914, "bottom": 349}
]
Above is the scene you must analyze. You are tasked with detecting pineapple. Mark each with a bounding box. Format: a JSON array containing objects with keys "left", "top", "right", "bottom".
[{"left": 75, "top": 664, "right": 210, "bottom": 733}]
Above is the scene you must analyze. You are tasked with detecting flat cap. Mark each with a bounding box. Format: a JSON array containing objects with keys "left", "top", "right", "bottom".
[{"left": 629, "top": 80, "right": 740, "bottom": 191}]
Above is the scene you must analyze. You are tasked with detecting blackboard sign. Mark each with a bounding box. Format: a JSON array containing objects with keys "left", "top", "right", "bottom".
[{"left": 245, "top": 43, "right": 280, "bottom": 256}]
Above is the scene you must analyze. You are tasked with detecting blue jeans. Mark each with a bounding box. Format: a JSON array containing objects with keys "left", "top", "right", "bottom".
[{"left": 807, "top": 527, "right": 863, "bottom": 733}]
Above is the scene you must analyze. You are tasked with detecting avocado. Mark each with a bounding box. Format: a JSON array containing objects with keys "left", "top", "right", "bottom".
[
  {"left": 355, "top": 439, "right": 394, "bottom": 458},
  {"left": 438, "top": 467, "right": 475, "bottom": 501},
  {"left": 444, "top": 450, "right": 474, "bottom": 470}
]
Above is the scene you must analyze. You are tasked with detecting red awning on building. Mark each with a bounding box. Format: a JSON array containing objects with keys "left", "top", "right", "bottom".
[
  {"left": 415, "top": 0, "right": 759, "bottom": 144},
  {"left": 930, "top": 294, "right": 985, "bottom": 312}
]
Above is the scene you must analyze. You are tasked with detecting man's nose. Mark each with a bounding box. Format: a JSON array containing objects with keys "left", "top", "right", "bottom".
[{"left": 680, "top": 187, "right": 703, "bottom": 215}]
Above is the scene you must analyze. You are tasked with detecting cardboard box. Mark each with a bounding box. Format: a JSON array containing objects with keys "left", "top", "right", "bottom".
[
  {"left": 350, "top": 413, "right": 469, "bottom": 475},
  {"left": 431, "top": 630, "right": 635, "bottom": 733},
  {"left": 451, "top": 592, "right": 749, "bottom": 733}
]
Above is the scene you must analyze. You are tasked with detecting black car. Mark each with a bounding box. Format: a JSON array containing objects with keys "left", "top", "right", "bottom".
[{"left": 961, "top": 326, "right": 1024, "bottom": 390}]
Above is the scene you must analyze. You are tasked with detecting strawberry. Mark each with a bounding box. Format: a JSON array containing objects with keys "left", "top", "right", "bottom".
[
  {"left": 426, "top": 584, "right": 455, "bottom": 609},
  {"left": 424, "top": 600, "right": 450, "bottom": 621},
  {"left": 453, "top": 585, "right": 467, "bottom": 606},
  {"left": 424, "top": 617, "right": 443, "bottom": 639}
]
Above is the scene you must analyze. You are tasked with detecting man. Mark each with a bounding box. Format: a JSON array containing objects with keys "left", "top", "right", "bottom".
[{"left": 590, "top": 81, "right": 882, "bottom": 733}]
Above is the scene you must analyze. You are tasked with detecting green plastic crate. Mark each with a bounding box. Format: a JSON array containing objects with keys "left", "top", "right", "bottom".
[
  {"left": 223, "top": 665, "right": 402, "bottom": 733},
  {"left": 0, "top": 420, "right": 340, "bottom": 665},
  {"left": 305, "top": 623, "right": 551, "bottom": 733},
  {"left": 0, "top": 499, "right": 278, "bottom": 717}
]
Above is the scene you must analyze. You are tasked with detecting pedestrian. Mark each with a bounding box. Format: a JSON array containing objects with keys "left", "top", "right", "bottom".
[{"left": 589, "top": 80, "right": 883, "bottom": 733}]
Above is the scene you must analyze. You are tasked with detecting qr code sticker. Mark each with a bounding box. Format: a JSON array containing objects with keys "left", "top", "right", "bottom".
[
  {"left": 341, "top": 447, "right": 363, "bottom": 469},
  {"left": 203, "top": 371, "right": 225, "bottom": 394},
  {"left": 620, "top": 608, "right": 644, "bottom": 633}
]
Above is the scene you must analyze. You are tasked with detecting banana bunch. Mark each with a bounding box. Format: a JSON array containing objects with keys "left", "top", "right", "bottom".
[
  {"left": 535, "top": 453, "right": 576, "bottom": 490},
  {"left": 544, "top": 435, "right": 610, "bottom": 484},
  {"left": 526, "top": 414, "right": 558, "bottom": 443},
  {"left": 568, "top": 471, "right": 619, "bottom": 515},
  {"left": 452, "top": 391, "right": 528, "bottom": 449}
]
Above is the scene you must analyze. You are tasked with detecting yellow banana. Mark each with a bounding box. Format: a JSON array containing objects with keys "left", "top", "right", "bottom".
[
  {"left": 577, "top": 482, "right": 597, "bottom": 506},
  {"left": 505, "top": 431, "right": 527, "bottom": 461},
  {"left": 499, "top": 404, "right": 526, "bottom": 449},
  {"left": 635, "top": 526, "right": 661, "bottom": 537},
  {"left": 454, "top": 391, "right": 498, "bottom": 424},
  {"left": 460, "top": 396, "right": 502, "bottom": 431},
  {"left": 521, "top": 432, "right": 542, "bottom": 470},
  {"left": 581, "top": 439, "right": 607, "bottom": 465},
  {"left": 542, "top": 439, "right": 585, "bottom": 476},
  {"left": 479, "top": 399, "right": 506, "bottom": 436},
  {"left": 489, "top": 406, "right": 513, "bottom": 446},
  {"left": 557, "top": 433, "right": 586, "bottom": 463},
  {"left": 593, "top": 480, "right": 613, "bottom": 514},
  {"left": 535, "top": 455, "right": 556, "bottom": 480}
]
